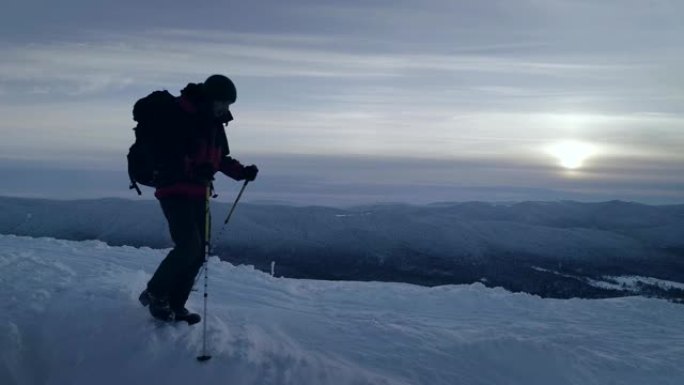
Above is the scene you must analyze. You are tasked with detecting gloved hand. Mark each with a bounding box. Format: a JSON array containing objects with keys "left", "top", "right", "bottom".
[{"left": 243, "top": 164, "right": 259, "bottom": 182}]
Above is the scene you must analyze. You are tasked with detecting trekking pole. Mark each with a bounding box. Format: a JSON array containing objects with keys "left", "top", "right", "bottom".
[
  {"left": 197, "top": 185, "right": 213, "bottom": 362},
  {"left": 196, "top": 180, "right": 249, "bottom": 363},
  {"left": 207, "top": 180, "right": 249, "bottom": 260},
  {"left": 223, "top": 180, "right": 249, "bottom": 224},
  {"left": 193, "top": 180, "right": 250, "bottom": 286}
]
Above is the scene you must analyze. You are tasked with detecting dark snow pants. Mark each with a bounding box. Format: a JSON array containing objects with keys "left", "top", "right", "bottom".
[{"left": 147, "top": 197, "right": 208, "bottom": 310}]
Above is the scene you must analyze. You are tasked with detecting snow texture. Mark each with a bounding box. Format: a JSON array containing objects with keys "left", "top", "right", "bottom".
[
  {"left": 1, "top": 234, "right": 683, "bottom": 385},
  {"left": 588, "top": 276, "right": 684, "bottom": 292}
]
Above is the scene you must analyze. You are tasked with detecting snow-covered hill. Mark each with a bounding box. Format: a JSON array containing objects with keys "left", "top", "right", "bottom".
[
  {"left": 1, "top": 197, "right": 683, "bottom": 299},
  {"left": 2, "top": 198, "right": 683, "bottom": 261},
  {"left": 1, "top": 234, "right": 683, "bottom": 385}
]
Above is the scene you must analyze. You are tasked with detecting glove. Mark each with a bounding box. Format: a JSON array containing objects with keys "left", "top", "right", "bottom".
[{"left": 243, "top": 164, "right": 259, "bottom": 182}]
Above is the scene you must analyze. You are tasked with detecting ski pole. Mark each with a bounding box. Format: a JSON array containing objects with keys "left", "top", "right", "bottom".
[
  {"left": 223, "top": 180, "right": 249, "bottom": 225},
  {"left": 196, "top": 180, "right": 249, "bottom": 362},
  {"left": 193, "top": 180, "right": 249, "bottom": 286},
  {"left": 197, "top": 185, "right": 213, "bottom": 362},
  {"left": 206, "top": 180, "right": 249, "bottom": 263}
]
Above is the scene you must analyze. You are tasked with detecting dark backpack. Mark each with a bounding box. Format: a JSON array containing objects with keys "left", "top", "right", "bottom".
[{"left": 127, "top": 90, "right": 182, "bottom": 194}]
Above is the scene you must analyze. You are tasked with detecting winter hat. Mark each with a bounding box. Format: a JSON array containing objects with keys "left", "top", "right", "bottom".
[{"left": 204, "top": 74, "right": 237, "bottom": 103}]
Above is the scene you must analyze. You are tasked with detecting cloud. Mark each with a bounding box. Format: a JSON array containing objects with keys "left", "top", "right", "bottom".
[
  {"left": 6, "top": 27, "right": 677, "bottom": 161},
  {"left": 1, "top": 154, "right": 682, "bottom": 205},
  {"left": 0, "top": 0, "right": 682, "bottom": 204},
  {"left": 0, "top": 28, "right": 640, "bottom": 98}
]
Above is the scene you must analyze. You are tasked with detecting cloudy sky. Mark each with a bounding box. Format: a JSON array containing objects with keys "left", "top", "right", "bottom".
[{"left": 1, "top": 0, "right": 682, "bottom": 205}]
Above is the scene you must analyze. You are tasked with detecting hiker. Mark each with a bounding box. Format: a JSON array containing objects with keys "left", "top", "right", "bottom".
[{"left": 135, "top": 74, "right": 258, "bottom": 322}]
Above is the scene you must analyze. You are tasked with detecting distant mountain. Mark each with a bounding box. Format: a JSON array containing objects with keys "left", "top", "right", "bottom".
[{"left": 1, "top": 197, "right": 683, "bottom": 300}]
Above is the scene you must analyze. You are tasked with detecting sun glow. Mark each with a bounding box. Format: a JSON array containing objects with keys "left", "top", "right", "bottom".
[{"left": 545, "top": 140, "right": 597, "bottom": 170}]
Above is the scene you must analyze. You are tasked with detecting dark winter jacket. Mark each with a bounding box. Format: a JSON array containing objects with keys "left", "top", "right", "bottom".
[{"left": 154, "top": 83, "right": 246, "bottom": 200}]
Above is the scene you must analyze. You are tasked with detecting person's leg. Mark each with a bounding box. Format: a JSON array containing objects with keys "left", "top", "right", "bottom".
[
  {"left": 168, "top": 198, "right": 208, "bottom": 311},
  {"left": 147, "top": 198, "right": 203, "bottom": 300},
  {"left": 169, "top": 200, "right": 210, "bottom": 311}
]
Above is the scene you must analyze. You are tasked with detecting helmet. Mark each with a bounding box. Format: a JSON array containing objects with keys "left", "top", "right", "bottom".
[{"left": 203, "top": 74, "right": 237, "bottom": 103}]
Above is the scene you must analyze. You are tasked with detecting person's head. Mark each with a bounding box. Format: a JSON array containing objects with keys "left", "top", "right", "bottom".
[{"left": 203, "top": 74, "right": 236, "bottom": 121}]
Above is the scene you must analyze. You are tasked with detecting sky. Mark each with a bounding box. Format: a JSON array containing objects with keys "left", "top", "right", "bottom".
[{"left": 1, "top": 0, "right": 682, "bottom": 205}]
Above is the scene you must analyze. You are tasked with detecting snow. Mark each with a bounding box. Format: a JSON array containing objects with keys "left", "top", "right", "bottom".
[
  {"left": 1, "top": 235, "right": 683, "bottom": 385},
  {"left": 588, "top": 276, "right": 684, "bottom": 292}
]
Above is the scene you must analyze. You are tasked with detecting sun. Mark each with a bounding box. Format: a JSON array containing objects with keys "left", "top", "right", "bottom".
[{"left": 545, "top": 140, "right": 596, "bottom": 170}]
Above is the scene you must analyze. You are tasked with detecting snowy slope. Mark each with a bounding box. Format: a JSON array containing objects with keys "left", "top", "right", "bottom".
[{"left": 1, "top": 235, "right": 683, "bottom": 385}]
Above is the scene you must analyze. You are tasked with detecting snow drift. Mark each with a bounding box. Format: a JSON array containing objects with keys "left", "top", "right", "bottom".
[{"left": 1, "top": 234, "right": 683, "bottom": 385}]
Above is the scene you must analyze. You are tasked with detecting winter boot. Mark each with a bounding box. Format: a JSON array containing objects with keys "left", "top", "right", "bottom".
[
  {"left": 173, "top": 307, "right": 202, "bottom": 325},
  {"left": 139, "top": 289, "right": 174, "bottom": 322}
]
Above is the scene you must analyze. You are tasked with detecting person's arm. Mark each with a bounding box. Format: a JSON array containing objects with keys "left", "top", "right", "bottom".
[
  {"left": 220, "top": 157, "right": 259, "bottom": 181},
  {"left": 217, "top": 125, "right": 258, "bottom": 181},
  {"left": 220, "top": 156, "right": 246, "bottom": 180}
]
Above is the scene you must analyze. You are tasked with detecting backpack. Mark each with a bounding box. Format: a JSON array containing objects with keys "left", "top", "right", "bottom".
[{"left": 127, "top": 90, "right": 182, "bottom": 194}]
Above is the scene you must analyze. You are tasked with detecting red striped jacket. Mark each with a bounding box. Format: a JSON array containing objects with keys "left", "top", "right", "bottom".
[{"left": 155, "top": 94, "right": 245, "bottom": 200}]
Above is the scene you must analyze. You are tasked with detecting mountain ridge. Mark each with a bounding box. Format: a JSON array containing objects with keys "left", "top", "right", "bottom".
[{"left": 1, "top": 196, "right": 682, "bottom": 300}]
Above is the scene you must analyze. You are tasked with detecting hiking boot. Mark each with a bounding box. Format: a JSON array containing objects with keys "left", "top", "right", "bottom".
[
  {"left": 138, "top": 289, "right": 153, "bottom": 307},
  {"left": 139, "top": 289, "right": 174, "bottom": 321},
  {"left": 173, "top": 307, "right": 191, "bottom": 317},
  {"left": 172, "top": 307, "right": 202, "bottom": 325}
]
